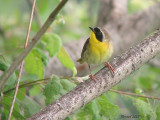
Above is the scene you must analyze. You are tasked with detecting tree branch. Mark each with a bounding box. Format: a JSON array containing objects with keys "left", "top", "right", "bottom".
[
  {"left": 0, "top": 0, "right": 68, "bottom": 92},
  {"left": 109, "top": 89, "right": 160, "bottom": 100},
  {"left": 28, "top": 29, "right": 160, "bottom": 120}
]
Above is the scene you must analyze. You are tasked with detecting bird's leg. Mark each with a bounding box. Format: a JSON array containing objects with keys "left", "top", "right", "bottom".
[
  {"left": 88, "top": 65, "right": 97, "bottom": 82},
  {"left": 105, "top": 62, "right": 115, "bottom": 74}
]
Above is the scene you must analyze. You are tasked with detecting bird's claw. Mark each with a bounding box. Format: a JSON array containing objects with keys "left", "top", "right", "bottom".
[
  {"left": 105, "top": 62, "right": 115, "bottom": 74},
  {"left": 89, "top": 74, "right": 97, "bottom": 82}
]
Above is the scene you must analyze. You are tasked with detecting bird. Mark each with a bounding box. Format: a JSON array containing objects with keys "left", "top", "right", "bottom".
[{"left": 77, "top": 27, "right": 114, "bottom": 82}]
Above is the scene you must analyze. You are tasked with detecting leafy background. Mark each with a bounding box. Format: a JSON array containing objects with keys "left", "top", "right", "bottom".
[{"left": 0, "top": 0, "right": 160, "bottom": 120}]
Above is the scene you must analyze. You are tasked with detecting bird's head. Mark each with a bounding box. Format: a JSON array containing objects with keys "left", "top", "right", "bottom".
[{"left": 89, "top": 27, "right": 110, "bottom": 43}]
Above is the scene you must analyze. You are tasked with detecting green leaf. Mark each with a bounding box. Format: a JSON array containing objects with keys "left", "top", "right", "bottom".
[
  {"left": 134, "top": 88, "right": 148, "bottom": 102},
  {"left": 4, "top": 87, "right": 26, "bottom": 101},
  {"left": 1, "top": 107, "right": 7, "bottom": 120},
  {"left": 64, "top": 117, "right": 70, "bottom": 120},
  {"left": 135, "top": 88, "right": 143, "bottom": 94},
  {"left": 60, "top": 79, "right": 76, "bottom": 91},
  {"left": 91, "top": 100, "right": 101, "bottom": 120},
  {"left": 76, "top": 102, "right": 93, "bottom": 120},
  {"left": 75, "top": 95, "right": 119, "bottom": 120},
  {"left": 17, "top": 87, "right": 26, "bottom": 101},
  {"left": 21, "top": 74, "right": 38, "bottom": 82},
  {"left": 35, "top": 48, "right": 49, "bottom": 66},
  {"left": 42, "top": 33, "right": 62, "bottom": 57},
  {"left": 0, "top": 60, "right": 17, "bottom": 92},
  {"left": 2, "top": 96, "right": 24, "bottom": 119},
  {"left": 97, "top": 95, "right": 120, "bottom": 120},
  {"left": 3, "top": 72, "right": 17, "bottom": 92},
  {"left": 131, "top": 97, "right": 156, "bottom": 120},
  {"left": 57, "top": 47, "right": 77, "bottom": 76},
  {"left": 25, "top": 49, "right": 44, "bottom": 79},
  {"left": 22, "top": 96, "right": 41, "bottom": 118},
  {"left": 43, "top": 77, "right": 63, "bottom": 105}
]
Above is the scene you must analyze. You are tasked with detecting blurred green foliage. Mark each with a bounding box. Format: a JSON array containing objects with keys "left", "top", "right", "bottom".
[
  {"left": 0, "top": 0, "right": 160, "bottom": 120},
  {"left": 25, "top": 49, "right": 44, "bottom": 79},
  {"left": 128, "top": 0, "right": 154, "bottom": 13},
  {"left": 42, "top": 33, "right": 62, "bottom": 57}
]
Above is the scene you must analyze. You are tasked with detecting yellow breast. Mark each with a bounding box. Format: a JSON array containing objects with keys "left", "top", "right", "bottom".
[{"left": 86, "top": 31, "right": 113, "bottom": 65}]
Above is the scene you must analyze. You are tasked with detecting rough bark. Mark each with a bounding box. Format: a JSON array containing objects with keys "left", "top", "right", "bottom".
[
  {"left": 28, "top": 29, "right": 160, "bottom": 120},
  {"left": 45, "top": 2, "right": 160, "bottom": 77}
]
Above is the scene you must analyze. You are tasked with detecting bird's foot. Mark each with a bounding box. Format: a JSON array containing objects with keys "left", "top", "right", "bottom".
[
  {"left": 89, "top": 74, "right": 97, "bottom": 82},
  {"left": 105, "top": 62, "right": 115, "bottom": 74}
]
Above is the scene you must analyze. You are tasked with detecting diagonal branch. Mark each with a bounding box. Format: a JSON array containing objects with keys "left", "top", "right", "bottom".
[
  {"left": 0, "top": 0, "right": 68, "bottom": 92},
  {"left": 28, "top": 29, "right": 160, "bottom": 120}
]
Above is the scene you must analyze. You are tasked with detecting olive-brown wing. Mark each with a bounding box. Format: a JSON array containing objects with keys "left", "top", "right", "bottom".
[{"left": 81, "top": 38, "right": 89, "bottom": 57}]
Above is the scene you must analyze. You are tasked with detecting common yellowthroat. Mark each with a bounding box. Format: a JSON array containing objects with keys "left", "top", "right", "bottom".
[{"left": 77, "top": 27, "right": 114, "bottom": 81}]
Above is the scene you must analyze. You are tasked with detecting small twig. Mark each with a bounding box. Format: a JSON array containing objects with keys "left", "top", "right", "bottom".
[
  {"left": 3, "top": 78, "right": 51, "bottom": 94},
  {"left": 18, "top": 89, "right": 26, "bottom": 96},
  {"left": 7, "top": 0, "right": 36, "bottom": 119},
  {"left": 109, "top": 89, "right": 160, "bottom": 100},
  {"left": 3, "top": 94, "right": 13, "bottom": 99},
  {"left": 0, "top": 0, "right": 68, "bottom": 92},
  {"left": 3, "top": 75, "right": 87, "bottom": 94},
  {"left": 27, "top": 0, "right": 41, "bottom": 27},
  {"left": 60, "top": 75, "right": 89, "bottom": 83}
]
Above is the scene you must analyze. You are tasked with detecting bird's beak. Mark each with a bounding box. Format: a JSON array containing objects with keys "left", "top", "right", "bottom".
[{"left": 89, "top": 27, "right": 94, "bottom": 32}]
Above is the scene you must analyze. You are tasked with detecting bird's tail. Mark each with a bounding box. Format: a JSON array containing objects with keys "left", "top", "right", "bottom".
[{"left": 76, "top": 58, "right": 84, "bottom": 64}]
